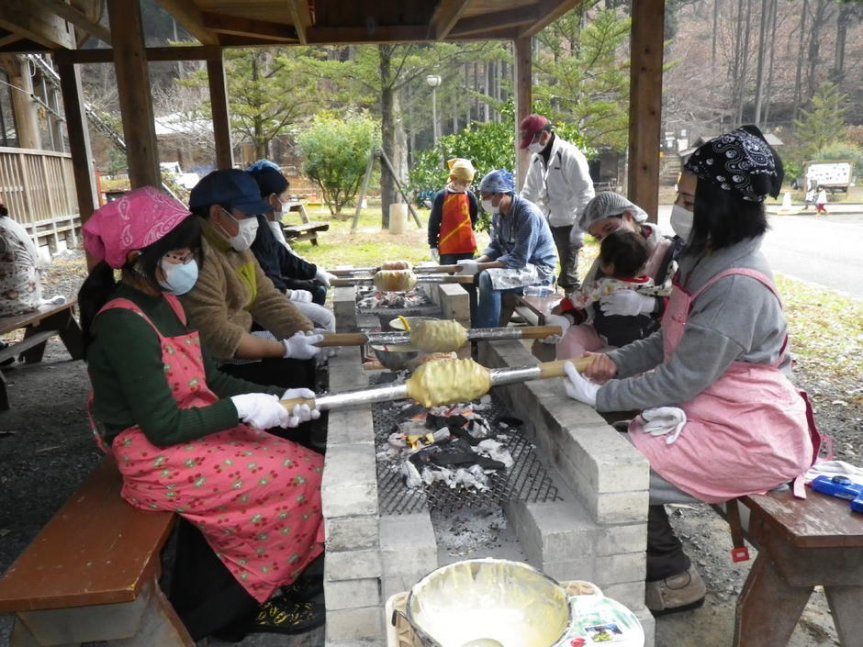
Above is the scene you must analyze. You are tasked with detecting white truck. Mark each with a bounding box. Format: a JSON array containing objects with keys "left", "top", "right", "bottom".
[{"left": 803, "top": 161, "right": 854, "bottom": 193}]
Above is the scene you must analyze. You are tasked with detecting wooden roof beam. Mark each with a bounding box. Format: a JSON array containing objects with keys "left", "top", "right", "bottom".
[
  {"left": 449, "top": 7, "right": 538, "bottom": 38},
  {"left": 287, "top": 0, "right": 312, "bottom": 45},
  {"left": 201, "top": 12, "right": 298, "bottom": 43},
  {"left": 305, "top": 25, "right": 428, "bottom": 44},
  {"left": 32, "top": 0, "right": 111, "bottom": 45},
  {"left": 155, "top": 0, "right": 220, "bottom": 45},
  {"left": 518, "top": 0, "right": 584, "bottom": 38},
  {"left": 0, "top": 0, "right": 75, "bottom": 49},
  {"left": 428, "top": 0, "right": 471, "bottom": 40}
]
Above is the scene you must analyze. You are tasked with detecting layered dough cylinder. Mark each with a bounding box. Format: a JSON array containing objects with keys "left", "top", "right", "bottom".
[
  {"left": 406, "top": 358, "right": 492, "bottom": 408},
  {"left": 410, "top": 320, "right": 469, "bottom": 353},
  {"left": 373, "top": 268, "right": 417, "bottom": 292}
]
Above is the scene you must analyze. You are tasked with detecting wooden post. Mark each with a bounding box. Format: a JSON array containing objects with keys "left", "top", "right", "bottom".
[
  {"left": 513, "top": 37, "right": 532, "bottom": 190},
  {"left": 106, "top": 0, "right": 161, "bottom": 189},
  {"left": 627, "top": 0, "right": 665, "bottom": 223},
  {"left": 4, "top": 55, "right": 41, "bottom": 150},
  {"left": 207, "top": 54, "right": 234, "bottom": 169},
  {"left": 55, "top": 58, "right": 98, "bottom": 230}
]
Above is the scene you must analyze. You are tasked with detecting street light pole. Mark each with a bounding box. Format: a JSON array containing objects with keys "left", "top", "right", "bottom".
[{"left": 426, "top": 74, "right": 442, "bottom": 144}]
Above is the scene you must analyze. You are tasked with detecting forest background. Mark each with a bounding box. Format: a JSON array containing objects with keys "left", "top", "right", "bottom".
[{"left": 82, "top": 0, "right": 863, "bottom": 220}]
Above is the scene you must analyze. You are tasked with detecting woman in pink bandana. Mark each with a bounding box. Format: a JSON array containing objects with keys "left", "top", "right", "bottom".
[{"left": 78, "top": 187, "right": 326, "bottom": 640}]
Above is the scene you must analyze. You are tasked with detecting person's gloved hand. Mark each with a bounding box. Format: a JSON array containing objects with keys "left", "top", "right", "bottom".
[
  {"left": 456, "top": 259, "right": 479, "bottom": 276},
  {"left": 599, "top": 291, "right": 656, "bottom": 317},
  {"left": 282, "top": 331, "right": 324, "bottom": 359},
  {"left": 286, "top": 288, "right": 314, "bottom": 303},
  {"left": 230, "top": 393, "right": 290, "bottom": 429},
  {"left": 540, "top": 313, "right": 572, "bottom": 344},
  {"left": 563, "top": 361, "right": 600, "bottom": 407},
  {"left": 430, "top": 247, "right": 440, "bottom": 263},
  {"left": 281, "top": 387, "right": 321, "bottom": 426},
  {"left": 314, "top": 267, "right": 337, "bottom": 287}
]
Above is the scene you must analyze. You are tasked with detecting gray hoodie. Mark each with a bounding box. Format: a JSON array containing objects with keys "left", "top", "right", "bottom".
[{"left": 596, "top": 235, "right": 790, "bottom": 412}]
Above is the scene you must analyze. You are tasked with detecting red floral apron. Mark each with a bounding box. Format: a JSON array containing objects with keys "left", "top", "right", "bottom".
[
  {"left": 90, "top": 295, "right": 324, "bottom": 603},
  {"left": 629, "top": 269, "right": 818, "bottom": 503}
]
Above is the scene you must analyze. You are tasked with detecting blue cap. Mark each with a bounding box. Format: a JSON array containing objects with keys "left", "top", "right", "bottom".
[
  {"left": 189, "top": 169, "right": 270, "bottom": 215},
  {"left": 479, "top": 169, "right": 515, "bottom": 195}
]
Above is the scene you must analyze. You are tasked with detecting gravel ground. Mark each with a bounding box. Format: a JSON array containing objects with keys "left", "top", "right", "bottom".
[{"left": 1, "top": 249, "right": 860, "bottom": 647}]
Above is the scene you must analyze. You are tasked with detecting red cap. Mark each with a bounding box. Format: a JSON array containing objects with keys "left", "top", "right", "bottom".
[{"left": 519, "top": 114, "right": 551, "bottom": 149}]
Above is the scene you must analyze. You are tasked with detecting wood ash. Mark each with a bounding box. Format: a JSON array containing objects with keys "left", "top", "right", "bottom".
[{"left": 356, "top": 285, "right": 431, "bottom": 312}]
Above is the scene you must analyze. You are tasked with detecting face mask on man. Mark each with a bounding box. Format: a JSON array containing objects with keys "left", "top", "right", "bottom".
[
  {"left": 670, "top": 204, "right": 694, "bottom": 240},
  {"left": 481, "top": 198, "right": 497, "bottom": 215},
  {"left": 527, "top": 141, "right": 544, "bottom": 154},
  {"left": 223, "top": 212, "right": 259, "bottom": 252},
  {"left": 158, "top": 258, "right": 199, "bottom": 295}
]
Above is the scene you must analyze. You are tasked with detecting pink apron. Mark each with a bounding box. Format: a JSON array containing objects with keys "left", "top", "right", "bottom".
[
  {"left": 629, "top": 269, "right": 818, "bottom": 503},
  {"left": 90, "top": 295, "right": 324, "bottom": 603}
]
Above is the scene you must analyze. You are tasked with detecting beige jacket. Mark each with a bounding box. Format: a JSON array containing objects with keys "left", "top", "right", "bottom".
[{"left": 180, "top": 218, "right": 311, "bottom": 361}]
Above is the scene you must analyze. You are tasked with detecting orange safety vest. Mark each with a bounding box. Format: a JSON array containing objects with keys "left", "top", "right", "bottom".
[{"left": 438, "top": 192, "right": 477, "bottom": 255}]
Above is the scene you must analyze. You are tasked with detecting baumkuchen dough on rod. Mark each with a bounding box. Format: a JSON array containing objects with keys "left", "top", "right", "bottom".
[
  {"left": 279, "top": 356, "right": 593, "bottom": 412},
  {"left": 372, "top": 269, "right": 417, "bottom": 292}
]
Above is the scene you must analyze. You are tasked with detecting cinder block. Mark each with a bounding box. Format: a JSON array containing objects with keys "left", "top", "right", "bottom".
[
  {"left": 380, "top": 514, "right": 438, "bottom": 578},
  {"left": 333, "top": 286, "right": 357, "bottom": 332},
  {"left": 325, "top": 514, "right": 380, "bottom": 551},
  {"left": 381, "top": 574, "right": 422, "bottom": 603},
  {"left": 435, "top": 283, "right": 470, "bottom": 323},
  {"left": 323, "top": 444, "right": 378, "bottom": 518},
  {"left": 327, "top": 352, "right": 367, "bottom": 391},
  {"left": 543, "top": 551, "right": 645, "bottom": 586},
  {"left": 327, "top": 407, "right": 375, "bottom": 446},
  {"left": 325, "top": 577, "right": 381, "bottom": 610},
  {"left": 602, "top": 580, "right": 648, "bottom": 615},
  {"left": 593, "top": 490, "right": 650, "bottom": 525},
  {"left": 325, "top": 606, "right": 383, "bottom": 644},
  {"left": 325, "top": 548, "right": 382, "bottom": 581}
]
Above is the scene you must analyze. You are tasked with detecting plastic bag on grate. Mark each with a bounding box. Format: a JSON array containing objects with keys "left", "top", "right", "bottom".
[{"left": 409, "top": 438, "right": 506, "bottom": 471}]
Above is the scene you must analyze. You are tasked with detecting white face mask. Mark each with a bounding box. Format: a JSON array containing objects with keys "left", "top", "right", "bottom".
[
  {"left": 527, "top": 142, "right": 544, "bottom": 154},
  {"left": 670, "top": 204, "right": 694, "bottom": 240},
  {"left": 481, "top": 198, "right": 497, "bottom": 215},
  {"left": 158, "top": 258, "right": 199, "bottom": 295},
  {"left": 225, "top": 213, "right": 259, "bottom": 252}
]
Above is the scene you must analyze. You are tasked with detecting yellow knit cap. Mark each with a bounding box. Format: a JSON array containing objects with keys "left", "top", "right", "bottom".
[{"left": 447, "top": 158, "right": 476, "bottom": 182}]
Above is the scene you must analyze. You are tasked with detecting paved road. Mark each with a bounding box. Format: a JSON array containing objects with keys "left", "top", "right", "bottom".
[{"left": 656, "top": 205, "right": 863, "bottom": 300}]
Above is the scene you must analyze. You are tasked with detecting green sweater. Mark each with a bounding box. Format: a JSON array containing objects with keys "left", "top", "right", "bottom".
[{"left": 87, "top": 284, "right": 281, "bottom": 448}]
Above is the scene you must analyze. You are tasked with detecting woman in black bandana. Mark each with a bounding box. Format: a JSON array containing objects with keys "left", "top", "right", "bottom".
[{"left": 563, "top": 126, "right": 823, "bottom": 617}]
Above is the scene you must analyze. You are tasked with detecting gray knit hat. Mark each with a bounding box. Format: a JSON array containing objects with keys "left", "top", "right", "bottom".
[{"left": 578, "top": 192, "right": 647, "bottom": 231}]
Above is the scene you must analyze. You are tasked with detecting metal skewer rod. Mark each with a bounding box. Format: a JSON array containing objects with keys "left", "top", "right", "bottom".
[{"left": 330, "top": 264, "right": 459, "bottom": 277}]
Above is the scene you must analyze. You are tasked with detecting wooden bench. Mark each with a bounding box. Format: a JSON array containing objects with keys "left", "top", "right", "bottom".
[
  {"left": 0, "top": 458, "right": 191, "bottom": 646},
  {"left": 729, "top": 488, "right": 863, "bottom": 646},
  {"left": 512, "top": 293, "right": 562, "bottom": 326},
  {"left": 280, "top": 200, "right": 329, "bottom": 246},
  {"left": 0, "top": 300, "right": 84, "bottom": 410}
]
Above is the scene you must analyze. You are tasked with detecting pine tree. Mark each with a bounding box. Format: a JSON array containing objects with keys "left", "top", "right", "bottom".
[{"left": 793, "top": 81, "right": 848, "bottom": 160}]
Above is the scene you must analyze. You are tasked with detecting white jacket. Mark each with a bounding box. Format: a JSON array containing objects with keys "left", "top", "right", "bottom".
[{"left": 520, "top": 135, "right": 595, "bottom": 240}]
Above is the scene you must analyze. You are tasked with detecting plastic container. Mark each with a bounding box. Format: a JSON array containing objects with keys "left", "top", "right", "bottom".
[{"left": 523, "top": 284, "right": 555, "bottom": 298}]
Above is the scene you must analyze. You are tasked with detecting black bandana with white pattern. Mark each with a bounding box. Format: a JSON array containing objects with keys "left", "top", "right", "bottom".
[{"left": 684, "top": 125, "right": 784, "bottom": 202}]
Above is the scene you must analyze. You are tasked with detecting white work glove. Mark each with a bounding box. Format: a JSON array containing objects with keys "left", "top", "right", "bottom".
[
  {"left": 314, "top": 267, "right": 336, "bottom": 287},
  {"left": 563, "top": 361, "right": 600, "bottom": 407},
  {"left": 281, "top": 387, "right": 322, "bottom": 426},
  {"left": 282, "top": 331, "right": 324, "bottom": 359},
  {"left": 599, "top": 291, "right": 656, "bottom": 317},
  {"left": 456, "top": 259, "right": 479, "bottom": 276},
  {"left": 540, "top": 313, "right": 572, "bottom": 344},
  {"left": 230, "top": 393, "right": 290, "bottom": 429},
  {"left": 640, "top": 406, "right": 687, "bottom": 445},
  {"left": 286, "top": 288, "right": 314, "bottom": 303},
  {"left": 430, "top": 247, "right": 440, "bottom": 263}
]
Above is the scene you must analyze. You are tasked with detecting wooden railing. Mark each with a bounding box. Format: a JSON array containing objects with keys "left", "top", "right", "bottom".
[{"left": 0, "top": 147, "right": 80, "bottom": 257}]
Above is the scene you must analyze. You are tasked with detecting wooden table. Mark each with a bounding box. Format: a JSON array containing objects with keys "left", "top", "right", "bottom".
[
  {"left": 513, "top": 293, "right": 563, "bottom": 326},
  {"left": 281, "top": 200, "right": 329, "bottom": 246},
  {"left": 735, "top": 488, "right": 863, "bottom": 646}
]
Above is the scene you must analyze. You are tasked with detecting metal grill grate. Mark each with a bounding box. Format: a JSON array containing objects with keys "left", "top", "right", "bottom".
[{"left": 373, "top": 398, "right": 563, "bottom": 516}]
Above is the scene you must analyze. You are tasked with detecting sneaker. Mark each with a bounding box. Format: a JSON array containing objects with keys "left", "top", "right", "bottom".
[
  {"left": 248, "top": 598, "right": 325, "bottom": 635},
  {"left": 645, "top": 565, "right": 706, "bottom": 616}
]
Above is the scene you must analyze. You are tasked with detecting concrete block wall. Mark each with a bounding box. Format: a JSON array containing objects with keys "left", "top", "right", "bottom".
[
  {"left": 479, "top": 339, "right": 655, "bottom": 644},
  {"left": 322, "top": 352, "right": 384, "bottom": 645}
]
